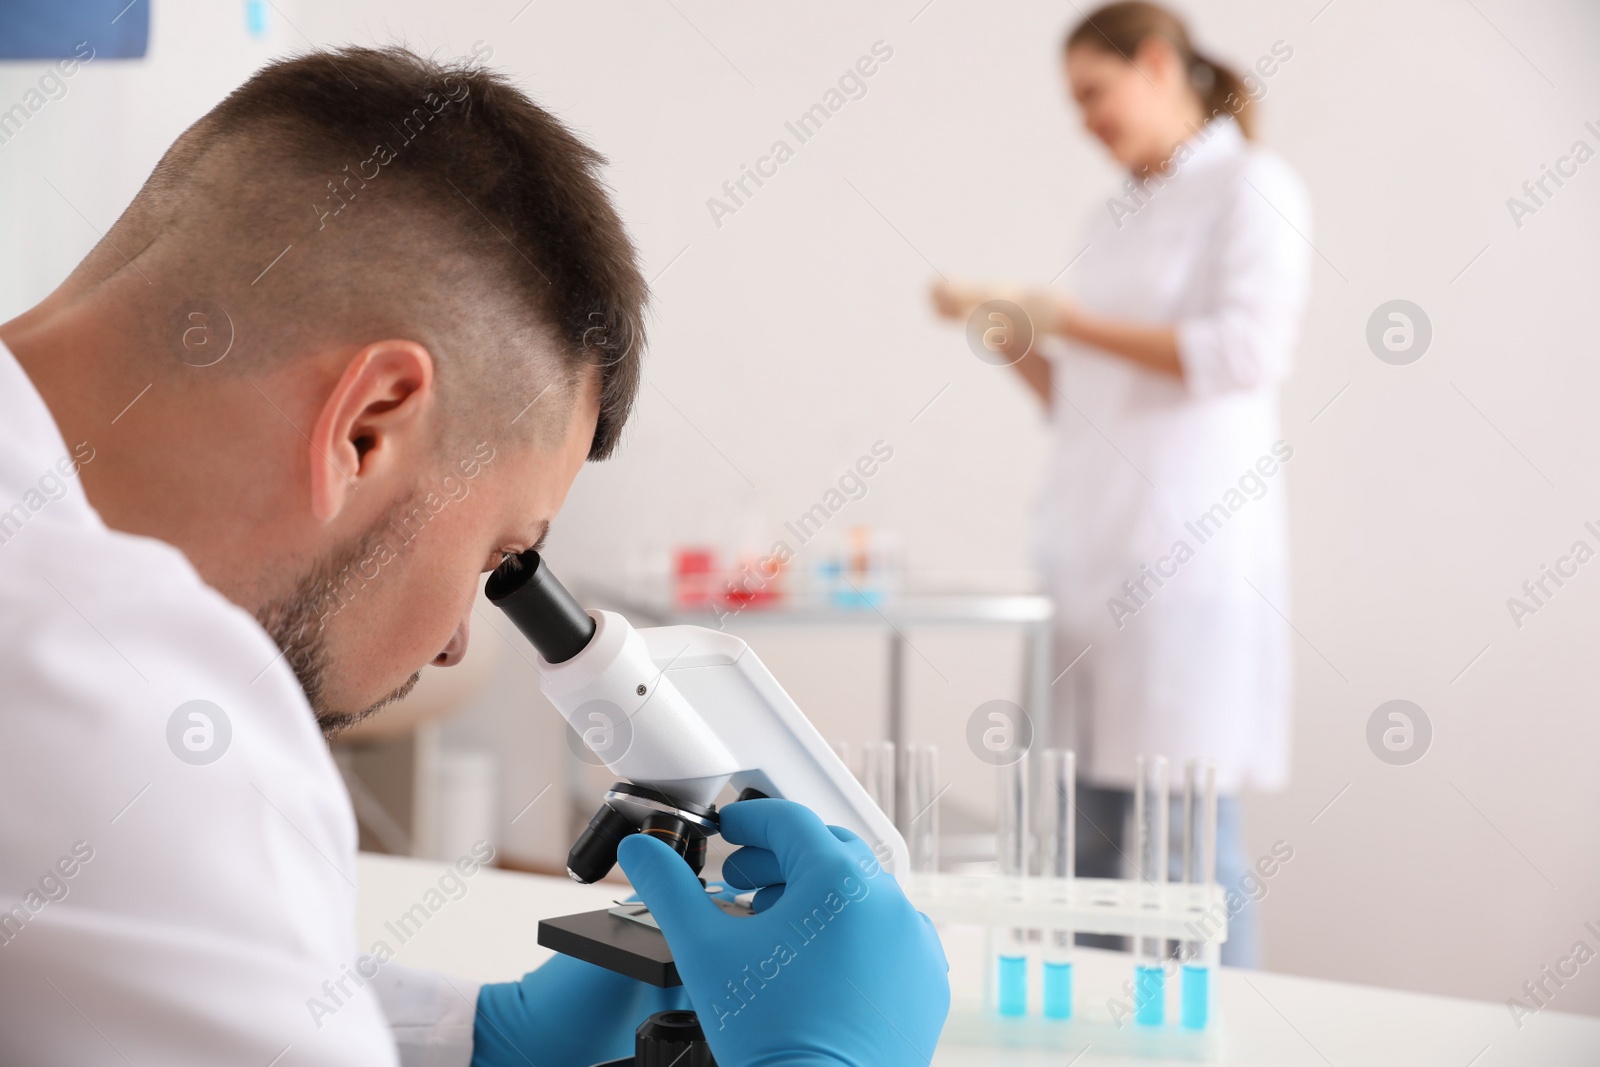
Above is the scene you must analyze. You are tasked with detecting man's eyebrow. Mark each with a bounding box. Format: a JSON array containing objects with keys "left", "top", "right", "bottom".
[{"left": 531, "top": 521, "right": 551, "bottom": 552}]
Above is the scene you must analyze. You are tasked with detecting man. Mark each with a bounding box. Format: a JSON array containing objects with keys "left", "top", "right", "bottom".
[{"left": 0, "top": 46, "right": 947, "bottom": 1066}]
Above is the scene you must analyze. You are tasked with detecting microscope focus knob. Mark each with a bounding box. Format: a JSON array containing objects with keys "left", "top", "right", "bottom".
[{"left": 635, "top": 1010, "right": 716, "bottom": 1067}]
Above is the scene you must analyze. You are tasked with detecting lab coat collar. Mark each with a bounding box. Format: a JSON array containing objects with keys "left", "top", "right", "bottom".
[{"left": 1158, "top": 115, "right": 1243, "bottom": 182}]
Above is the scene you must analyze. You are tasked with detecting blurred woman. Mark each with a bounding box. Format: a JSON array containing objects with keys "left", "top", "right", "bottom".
[{"left": 933, "top": 2, "right": 1310, "bottom": 966}]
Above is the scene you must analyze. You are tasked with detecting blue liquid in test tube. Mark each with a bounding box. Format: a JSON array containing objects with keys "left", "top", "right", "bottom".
[
  {"left": 994, "top": 755, "right": 1031, "bottom": 1019},
  {"left": 1041, "top": 749, "right": 1076, "bottom": 1020},
  {"left": 1178, "top": 760, "right": 1217, "bottom": 1030},
  {"left": 1132, "top": 755, "right": 1169, "bottom": 1027},
  {"left": 998, "top": 954, "right": 1028, "bottom": 1016},
  {"left": 1181, "top": 964, "right": 1209, "bottom": 1029},
  {"left": 1043, "top": 960, "right": 1073, "bottom": 1019},
  {"left": 1135, "top": 964, "right": 1166, "bottom": 1026}
]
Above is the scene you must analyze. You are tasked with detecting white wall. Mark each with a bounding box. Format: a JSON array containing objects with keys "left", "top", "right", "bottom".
[
  {"left": 0, "top": 2, "right": 300, "bottom": 304},
  {"left": 6, "top": 0, "right": 1598, "bottom": 1022}
]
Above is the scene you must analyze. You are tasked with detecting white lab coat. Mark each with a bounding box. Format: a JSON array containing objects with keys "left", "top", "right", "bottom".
[
  {"left": 0, "top": 343, "right": 476, "bottom": 1066},
  {"left": 1038, "top": 118, "right": 1310, "bottom": 793}
]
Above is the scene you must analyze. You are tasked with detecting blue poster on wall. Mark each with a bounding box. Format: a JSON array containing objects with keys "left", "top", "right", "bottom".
[{"left": 0, "top": 0, "right": 151, "bottom": 60}]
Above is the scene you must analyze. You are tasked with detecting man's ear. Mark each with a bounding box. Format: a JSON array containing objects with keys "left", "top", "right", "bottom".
[{"left": 308, "top": 340, "right": 435, "bottom": 522}]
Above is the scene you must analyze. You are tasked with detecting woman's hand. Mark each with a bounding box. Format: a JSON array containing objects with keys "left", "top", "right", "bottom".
[
  {"left": 930, "top": 279, "right": 1059, "bottom": 405},
  {"left": 930, "top": 278, "right": 990, "bottom": 320},
  {"left": 930, "top": 278, "right": 1040, "bottom": 322},
  {"left": 930, "top": 278, "right": 1180, "bottom": 380},
  {"left": 930, "top": 279, "right": 1073, "bottom": 337}
]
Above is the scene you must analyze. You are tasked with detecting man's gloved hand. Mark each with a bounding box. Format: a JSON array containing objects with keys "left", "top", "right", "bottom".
[
  {"left": 618, "top": 798, "right": 949, "bottom": 1066},
  {"left": 471, "top": 951, "right": 689, "bottom": 1067}
]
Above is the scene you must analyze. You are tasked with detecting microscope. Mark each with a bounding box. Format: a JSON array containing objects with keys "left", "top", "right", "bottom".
[{"left": 486, "top": 549, "right": 906, "bottom": 1066}]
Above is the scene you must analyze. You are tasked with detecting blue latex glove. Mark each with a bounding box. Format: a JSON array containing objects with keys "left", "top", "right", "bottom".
[
  {"left": 472, "top": 950, "right": 689, "bottom": 1067},
  {"left": 618, "top": 798, "right": 950, "bottom": 1066}
]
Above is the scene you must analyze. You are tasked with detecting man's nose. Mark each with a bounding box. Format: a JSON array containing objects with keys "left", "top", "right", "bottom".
[{"left": 433, "top": 614, "right": 471, "bottom": 667}]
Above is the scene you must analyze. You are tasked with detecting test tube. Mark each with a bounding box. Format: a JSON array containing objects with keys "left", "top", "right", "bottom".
[
  {"left": 1040, "top": 749, "right": 1075, "bottom": 1019},
  {"left": 1179, "top": 761, "right": 1198, "bottom": 991},
  {"left": 1133, "top": 755, "right": 1169, "bottom": 1026},
  {"left": 1182, "top": 761, "right": 1217, "bottom": 1030},
  {"left": 904, "top": 744, "right": 940, "bottom": 874},
  {"left": 861, "top": 741, "right": 895, "bottom": 825},
  {"left": 996, "top": 753, "right": 1030, "bottom": 1017},
  {"left": 832, "top": 739, "right": 854, "bottom": 778}
]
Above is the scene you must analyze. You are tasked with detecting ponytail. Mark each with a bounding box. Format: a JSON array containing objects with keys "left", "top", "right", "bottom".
[
  {"left": 1189, "top": 50, "right": 1255, "bottom": 139},
  {"left": 1065, "top": 2, "right": 1255, "bottom": 139}
]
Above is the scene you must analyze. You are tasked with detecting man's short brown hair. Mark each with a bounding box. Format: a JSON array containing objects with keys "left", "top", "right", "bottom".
[{"left": 119, "top": 45, "right": 644, "bottom": 459}]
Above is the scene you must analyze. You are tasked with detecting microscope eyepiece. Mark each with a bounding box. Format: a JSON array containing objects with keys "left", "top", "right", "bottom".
[{"left": 485, "top": 548, "right": 596, "bottom": 664}]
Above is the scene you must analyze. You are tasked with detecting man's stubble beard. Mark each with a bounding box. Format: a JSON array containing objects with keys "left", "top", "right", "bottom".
[{"left": 254, "top": 503, "right": 422, "bottom": 739}]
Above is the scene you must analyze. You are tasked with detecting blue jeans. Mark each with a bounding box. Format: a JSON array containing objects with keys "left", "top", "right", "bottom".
[{"left": 1074, "top": 784, "right": 1260, "bottom": 968}]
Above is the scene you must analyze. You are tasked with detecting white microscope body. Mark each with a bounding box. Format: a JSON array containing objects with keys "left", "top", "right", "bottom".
[
  {"left": 537, "top": 608, "right": 907, "bottom": 873},
  {"left": 486, "top": 549, "right": 907, "bottom": 883}
]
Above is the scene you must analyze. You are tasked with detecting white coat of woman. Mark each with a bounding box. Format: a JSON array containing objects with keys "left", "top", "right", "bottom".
[{"left": 933, "top": 1, "right": 1311, "bottom": 966}]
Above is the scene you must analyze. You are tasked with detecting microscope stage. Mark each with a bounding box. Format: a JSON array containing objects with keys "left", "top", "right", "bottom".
[{"left": 537, "top": 899, "right": 750, "bottom": 987}]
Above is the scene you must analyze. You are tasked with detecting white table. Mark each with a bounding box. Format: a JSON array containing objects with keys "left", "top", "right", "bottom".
[{"left": 357, "top": 853, "right": 1600, "bottom": 1065}]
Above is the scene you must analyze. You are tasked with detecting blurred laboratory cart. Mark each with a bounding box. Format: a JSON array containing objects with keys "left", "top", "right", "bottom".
[{"left": 575, "top": 579, "right": 1054, "bottom": 838}]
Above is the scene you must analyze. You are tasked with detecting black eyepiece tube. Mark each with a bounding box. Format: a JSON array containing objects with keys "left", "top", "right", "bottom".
[{"left": 484, "top": 548, "right": 596, "bottom": 664}]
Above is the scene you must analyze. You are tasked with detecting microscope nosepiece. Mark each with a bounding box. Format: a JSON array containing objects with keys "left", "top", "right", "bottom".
[
  {"left": 638, "top": 812, "right": 696, "bottom": 864},
  {"left": 566, "top": 785, "right": 720, "bottom": 883},
  {"left": 485, "top": 548, "right": 596, "bottom": 664}
]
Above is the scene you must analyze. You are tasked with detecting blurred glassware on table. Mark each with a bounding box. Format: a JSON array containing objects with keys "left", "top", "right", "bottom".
[
  {"left": 618, "top": 525, "right": 904, "bottom": 614},
  {"left": 811, "top": 526, "right": 903, "bottom": 609}
]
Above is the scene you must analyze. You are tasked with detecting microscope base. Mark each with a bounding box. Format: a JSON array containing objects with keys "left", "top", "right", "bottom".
[{"left": 583, "top": 1008, "right": 719, "bottom": 1067}]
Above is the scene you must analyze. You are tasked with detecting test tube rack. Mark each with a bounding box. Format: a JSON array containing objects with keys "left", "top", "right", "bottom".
[{"left": 902, "top": 871, "right": 1227, "bottom": 1060}]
